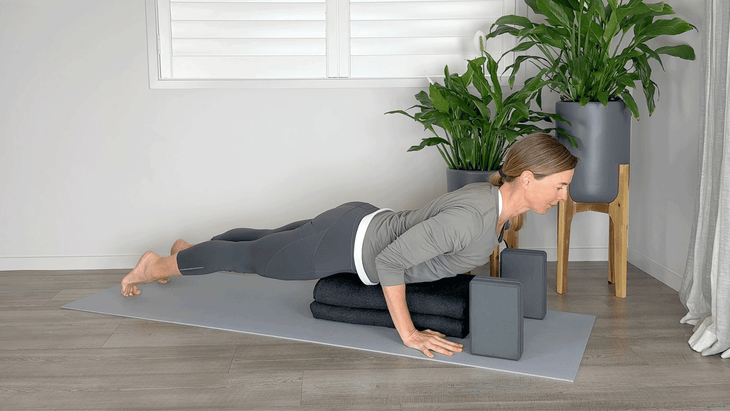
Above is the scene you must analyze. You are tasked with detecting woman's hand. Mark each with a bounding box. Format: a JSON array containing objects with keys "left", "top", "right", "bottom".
[
  {"left": 403, "top": 329, "right": 463, "bottom": 358},
  {"left": 381, "top": 283, "right": 464, "bottom": 358}
]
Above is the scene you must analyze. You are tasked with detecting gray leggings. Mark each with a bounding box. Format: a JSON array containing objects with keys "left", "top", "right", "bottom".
[{"left": 176, "top": 202, "right": 379, "bottom": 280}]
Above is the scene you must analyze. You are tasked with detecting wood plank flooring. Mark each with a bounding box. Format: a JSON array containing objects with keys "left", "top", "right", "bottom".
[{"left": 1, "top": 263, "right": 729, "bottom": 410}]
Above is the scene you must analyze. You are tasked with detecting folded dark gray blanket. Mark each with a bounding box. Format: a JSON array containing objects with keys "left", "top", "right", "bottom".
[
  {"left": 312, "top": 273, "right": 473, "bottom": 320},
  {"left": 310, "top": 301, "right": 468, "bottom": 339}
]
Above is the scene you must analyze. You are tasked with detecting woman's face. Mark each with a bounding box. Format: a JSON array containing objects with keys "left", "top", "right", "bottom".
[{"left": 525, "top": 169, "right": 574, "bottom": 214}]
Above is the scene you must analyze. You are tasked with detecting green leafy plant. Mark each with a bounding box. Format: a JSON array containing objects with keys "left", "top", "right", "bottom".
[
  {"left": 387, "top": 53, "right": 568, "bottom": 171},
  {"left": 484, "top": 0, "right": 696, "bottom": 120}
]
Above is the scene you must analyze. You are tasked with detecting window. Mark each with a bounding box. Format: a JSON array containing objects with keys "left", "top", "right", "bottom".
[{"left": 145, "top": 0, "right": 524, "bottom": 88}]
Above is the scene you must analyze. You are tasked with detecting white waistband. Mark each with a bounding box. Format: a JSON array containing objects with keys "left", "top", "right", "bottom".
[{"left": 353, "top": 208, "right": 391, "bottom": 286}]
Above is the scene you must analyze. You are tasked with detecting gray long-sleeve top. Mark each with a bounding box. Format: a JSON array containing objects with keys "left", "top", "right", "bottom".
[{"left": 361, "top": 183, "right": 501, "bottom": 287}]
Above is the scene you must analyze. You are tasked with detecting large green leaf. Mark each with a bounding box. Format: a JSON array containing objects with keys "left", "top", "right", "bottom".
[
  {"left": 643, "top": 78, "right": 658, "bottom": 115},
  {"left": 485, "top": 24, "right": 520, "bottom": 40},
  {"left": 519, "top": 25, "right": 562, "bottom": 49},
  {"left": 429, "top": 84, "right": 450, "bottom": 113},
  {"left": 603, "top": 5, "right": 621, "bottom": 45},
  {"left": 620, "top": 91, "right": 640, "bottom": 120},
  {"left": 615, "top": 73, "right": 639, "bottom": 88},
  {"left": 485, "top": 54, "right": 502, "bottom": 107},
  {"left": 414, "top": 90, "right": 433, "bottom": 107},
  {"left": 536, "top": 0, "right": 573, "bottom": 28},
  {"left": 505, "top": 54, "right": 535, "bottom": 87},
  {"left": 597, "top": 91, "right": 609, "bottom": 106},
  {"left": 473, "top": 100, "right": 491, "bottom": 119},
  {"left": 636, "top": 18, "right": 694, "bottom": 43},
  {"left": 655, "top": 44, "right": 695, "bottom": 60},
  {"left": 443, "top": 91, "right": 475, "bottom": 116},
  {"left": 509, "top": 104, "right": 530, "bottom": 124},
  {"left": 637, "top": 43, "right": 664, "bottom": 69},
  {"left": 384, "top": 109, "right": 416, "bottom": 121},
  {"left": 617, "top": 48, "right": 643, "bottom": 60},
  {"left": 510, "top": 40, "right": 538, "bottom": 53},
  {"left": 524, "top": 0, "right": 540, "bottom": 15},
  {"left": 584, "top": 5, "right": 606, "bottom": 42},
  {"left": 556, "top": 129, "right": 578, "bottom": 149},
  {"left": 407, "top": 137, "right": 450, "bottom": 152},
  {"left": 492, "top": 15, "right": 534, "bottom": 29},
  {"left": 468, "top": 59, "right": 496, "bottom": 103}
]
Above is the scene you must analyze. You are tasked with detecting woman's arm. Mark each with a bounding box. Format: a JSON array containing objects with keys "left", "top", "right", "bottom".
[
  {"left": 381, "top": 283, "right": 463, "bottom": 358},
  {"left": 375, "top": 207, "right": 480, "bottom": 287}
]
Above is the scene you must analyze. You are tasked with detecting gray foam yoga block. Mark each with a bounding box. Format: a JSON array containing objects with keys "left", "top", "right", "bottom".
[
  {"left": 500, "top": 248, "right": 547, "bottom": 320},
  {"left": 469, "top": 277, "right": 523, "bottom": 361}
]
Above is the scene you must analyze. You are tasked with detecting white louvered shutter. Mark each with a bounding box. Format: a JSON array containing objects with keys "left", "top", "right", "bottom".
[
  {"left": 350, "top": 0, "right": 512, "bottom": 78},
  {"left": 162, "top": 0, "right": 328, "bottom": 79},
  {"left": 152, "top": 0, "right": 517, "bottom": 82}
]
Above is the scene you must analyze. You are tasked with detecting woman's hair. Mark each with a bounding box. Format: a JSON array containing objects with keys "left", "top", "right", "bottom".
[{"left": 490, "top": 133, "right": 579, "bottom": 187}]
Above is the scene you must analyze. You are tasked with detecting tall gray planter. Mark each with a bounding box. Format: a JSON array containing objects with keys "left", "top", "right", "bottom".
[
  {"left": 446, "top": 169, "right": 497, "bottom": 192},
  {"left": 556, "top": 101, "right": 631, "bottom": 203}
]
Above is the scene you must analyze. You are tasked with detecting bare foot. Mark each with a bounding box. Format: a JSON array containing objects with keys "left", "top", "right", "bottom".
[
  {"left": 157, "top": 239, "right": 195, "bottom": 284},
  {"left": 171, "top": 239, "right": 194, "bottom": 254},
  {"left": 121, "top": 251, "right": 160, "bottom": 297}
]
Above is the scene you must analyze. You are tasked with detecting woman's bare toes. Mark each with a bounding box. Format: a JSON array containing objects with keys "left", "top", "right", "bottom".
[
  {"left": 120, "top": 251, "right": 159, "bottom": 297},
  {"left": 157, "top": 277, "right": 170, "bottom": 284},
  {"left": 125, "top": 284, "right": 141, "bottom": 297}
]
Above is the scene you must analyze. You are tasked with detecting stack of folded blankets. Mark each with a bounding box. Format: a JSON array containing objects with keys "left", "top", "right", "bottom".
[{"left": 309, "top": 273, "right": 474, "bottom": 338}]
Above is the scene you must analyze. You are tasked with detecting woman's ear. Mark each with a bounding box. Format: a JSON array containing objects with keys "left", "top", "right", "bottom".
[{"left": 520, "top": 170, "right": 534, "bottom": 188}]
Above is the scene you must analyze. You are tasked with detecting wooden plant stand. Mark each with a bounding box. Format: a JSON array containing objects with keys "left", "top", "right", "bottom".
[{"left": 557, "top": 164, "right": 630, "bottom": 298}]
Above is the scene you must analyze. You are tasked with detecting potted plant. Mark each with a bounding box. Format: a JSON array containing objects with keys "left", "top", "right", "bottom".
[
  {"left": 387, "top": 51, "right": 568, "bottom": 192},
  {"left": 484, "top": 0, "right": 696, "bottom": 202}
]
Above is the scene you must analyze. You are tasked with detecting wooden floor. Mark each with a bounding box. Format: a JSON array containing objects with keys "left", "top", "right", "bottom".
[{"left": 1, "top": 263, "right": 729, "bottom": 411}]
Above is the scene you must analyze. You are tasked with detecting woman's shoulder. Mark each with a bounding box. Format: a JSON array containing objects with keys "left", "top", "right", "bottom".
[{"left": 447, "top": 183, "right": 499, "bottom": 215}]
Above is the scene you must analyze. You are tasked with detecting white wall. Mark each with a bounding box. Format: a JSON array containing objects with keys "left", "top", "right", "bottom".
[
  {"left": 628, "top": 1, "right": 704, "bottom": 290},
  {"left": 0, "top": 0, "right": 696, "bottom": 278}
]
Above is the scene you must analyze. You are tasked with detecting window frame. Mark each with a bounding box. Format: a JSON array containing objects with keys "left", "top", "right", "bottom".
[{"left": 145, "top": 0, "right": 527, "bottom": 89}]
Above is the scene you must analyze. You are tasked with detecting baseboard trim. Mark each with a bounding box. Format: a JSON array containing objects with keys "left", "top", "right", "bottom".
[
  {"left": 627, "top": 250, "right": 683, "bottom": 291},
  {"left": 3, "top": 250, "right": 682, "bottom": 291},
  {"left": 0, "top": 255, "right": 140, "bottom": 271}
]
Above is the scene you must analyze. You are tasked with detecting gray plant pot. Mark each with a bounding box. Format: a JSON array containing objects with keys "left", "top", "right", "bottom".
[
  {"left": 446, "top": 169, "right": 497, "bottom": 193},
  {"left": 556, "top": 100, "right": 631, "bottom": 203}
]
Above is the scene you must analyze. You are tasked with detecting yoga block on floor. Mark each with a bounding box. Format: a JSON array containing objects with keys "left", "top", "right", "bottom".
[
  {"left": 469, "top": 277, "right": 523, "bottom": 361},
  {"left": 500, "top": 248, "right": 547, "bottom": 320}
]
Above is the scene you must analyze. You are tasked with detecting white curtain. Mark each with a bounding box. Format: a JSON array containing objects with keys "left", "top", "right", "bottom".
[{"left": 679, "top": 0, "right": 730, "bottom": 358}]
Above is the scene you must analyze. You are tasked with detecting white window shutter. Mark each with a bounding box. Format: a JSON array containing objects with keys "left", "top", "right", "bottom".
[
  {"left": 350, "top": 0, "right": 513, "bottom": 78},
  {"left": 151, "top": 0, "right": 519, "bottom": 83},
  {"left": 163, "top": 0, "right": 328, "bottom": 80}
]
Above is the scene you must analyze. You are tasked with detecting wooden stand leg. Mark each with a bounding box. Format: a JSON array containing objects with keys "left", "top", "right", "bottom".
[
  {"left": 608, "top": 164, "right": 630, "bottom": 298},
  {"left": 557, "top": 164, "right": 629, "bottom": 298},
  {"left": 490, "top": 247, "right": 499, "bottom": 277},
  {"left": 608, "top": 217, "right": 615, "bottom": 284},
  {"left": 557, "top": 191, "right": 575, "bottom": 294}
]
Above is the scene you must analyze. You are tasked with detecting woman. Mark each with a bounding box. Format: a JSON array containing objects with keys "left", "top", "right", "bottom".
[{"left": 121, "top": 133, "right": 578, "bottom": 358}]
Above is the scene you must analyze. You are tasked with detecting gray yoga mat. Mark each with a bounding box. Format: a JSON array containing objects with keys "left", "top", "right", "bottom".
[{"left": 62, "top": 273, "right": 595, "bottom": 382}]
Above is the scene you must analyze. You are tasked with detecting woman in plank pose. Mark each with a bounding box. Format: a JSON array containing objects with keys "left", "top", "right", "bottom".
[{"left": 121, "top": 133, "right": 578, "bottom": 358}]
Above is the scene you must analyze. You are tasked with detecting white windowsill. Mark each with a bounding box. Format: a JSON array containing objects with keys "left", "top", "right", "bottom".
[{"left": 148, "top": 76, "right": 515, "bottom": 90}]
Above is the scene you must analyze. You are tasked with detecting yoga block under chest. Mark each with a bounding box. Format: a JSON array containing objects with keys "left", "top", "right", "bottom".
[
  {"left": 469, "top": 277, "right": 523, "bottom": 360},
  {"left": 500, "top": 248, "right": 547, "bottom": 320}
]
